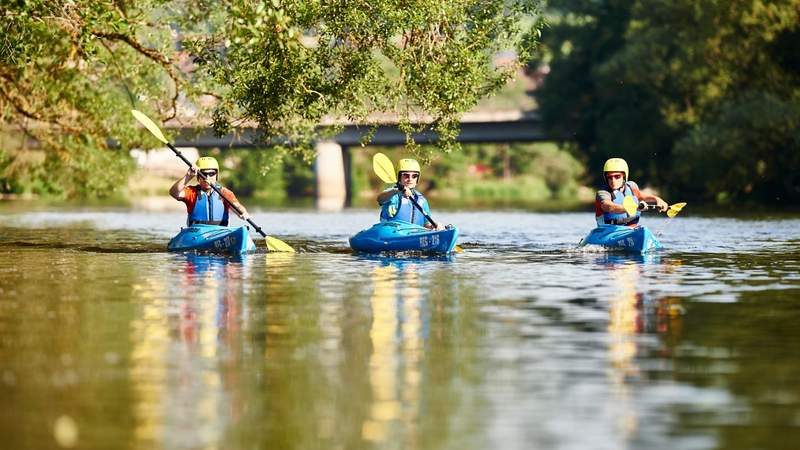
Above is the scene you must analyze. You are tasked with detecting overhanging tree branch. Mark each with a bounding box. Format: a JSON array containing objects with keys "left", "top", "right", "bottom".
[{"left": 92, "top": 30, "right": 182, "bottom": 120}]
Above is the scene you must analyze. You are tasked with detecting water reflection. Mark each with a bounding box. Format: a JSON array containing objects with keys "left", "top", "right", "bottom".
[
  {"left": 130, "top": 254, "right": 250, "bottom": 448},
  {"left": 363, "top": 261, "right": 424, "bottom": 443},
  {"left": 3, "top": 211, "right": 800, "bottom": 450},
  {"left": 602, "top": 254, "right": 687, "bottom": 444},
  {"left": 605, "top": 257, "right": 645, "bottom": 441}
]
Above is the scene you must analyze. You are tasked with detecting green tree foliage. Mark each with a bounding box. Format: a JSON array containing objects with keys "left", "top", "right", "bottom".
[
  {"left": 535, "top": 0, "right": 800, "bottom": 203},
  {"left": 212, "top": 147, "right": 314, "bottom": 201},
  {"left": 187, "top": 0, "right": 544, "bottom": 158},
  {"left": 1, "top": 0, "right": 544, "bottom": 198},
  {"left": 433, "top": 142, "right": 585, "bottom": 203},
  {"left": 0, "top": 0, "right": 191, "bottom": 197}
]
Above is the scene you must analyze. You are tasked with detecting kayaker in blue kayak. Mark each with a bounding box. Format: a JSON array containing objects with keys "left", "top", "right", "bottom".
[
  {"left": 169, "top": 156, "right": 251, "bottom": 226},
  {"left": 595, "top": 158, "right": 668, "bottom": 226},
  {"left": 376, "top": 158, "right": 445, "bottom": 230}
]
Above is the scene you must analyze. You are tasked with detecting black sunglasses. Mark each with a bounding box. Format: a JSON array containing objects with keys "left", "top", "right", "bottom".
[{"left": 199, "top": 170, "right": 218, "bottom": 177}]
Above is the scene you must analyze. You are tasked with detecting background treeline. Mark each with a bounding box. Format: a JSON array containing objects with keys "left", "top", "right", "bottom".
[
  {"left": 350, "top": 143, "right": 586, "bottom": 209},
  {"left": 534, "top": 0, "right": 800, "bottom": 205},
  {"left": 194, "top": 143, "right": 586, "bottom": 210},
  {"left": 3, "top": 1, "right": 798, "bottom": 207}
]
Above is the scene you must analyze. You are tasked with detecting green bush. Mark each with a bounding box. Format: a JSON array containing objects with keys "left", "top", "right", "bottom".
[{"left": 209, "top": 148, "right": 315, "bottom": 202}]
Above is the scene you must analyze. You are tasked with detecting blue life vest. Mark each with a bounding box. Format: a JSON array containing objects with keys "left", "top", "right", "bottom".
[
  {"left": 188, "top": 186, "right": 230, "bottom": 226},
  {"left": 599, "top": 182, "right": 640, "bottom": 226},
  {"left": 380, "top": 190, "right": 430, "bottom": 226}
]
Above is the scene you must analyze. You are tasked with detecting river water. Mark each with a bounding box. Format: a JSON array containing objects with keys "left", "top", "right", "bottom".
[{"left": 1, "top": 205, "right": 800, "bottom": 450}]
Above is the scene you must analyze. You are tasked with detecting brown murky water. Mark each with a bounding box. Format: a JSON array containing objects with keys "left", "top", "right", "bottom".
[{"left": 1, "top": 207, "right": 799, "bottom": 449}]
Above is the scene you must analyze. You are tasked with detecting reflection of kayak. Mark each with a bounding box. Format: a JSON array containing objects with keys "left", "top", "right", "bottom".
[
  {"left": 349, "top": 221, "right": 459, "bottom": 254},
  {"left": 579, "top": 225, "right": 662, "bottom": 254},
  {"left": 168, "top": 224, "right": 257, "bottom": 255}
]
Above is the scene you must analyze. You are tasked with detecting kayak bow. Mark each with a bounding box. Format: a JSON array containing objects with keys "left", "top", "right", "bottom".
[
  {"left": 579, "top": 225, "right": 662, "bottom": 254},
  {"left": 168, "top": 224, "right": 257, "bottom": 255},
  {"left": 349, "top": 221, "right": 459, "bottom": 254}
]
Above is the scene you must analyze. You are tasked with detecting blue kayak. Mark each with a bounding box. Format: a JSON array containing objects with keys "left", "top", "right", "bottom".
[
  {"left": 167, "top": 224, "right": 257, "bottom": 255},
  {"left": 579, "top": 225, "right": 662, "bottom": 254},
  {"left": 349, "top": 221, "right": 459, "bottom": 254}
]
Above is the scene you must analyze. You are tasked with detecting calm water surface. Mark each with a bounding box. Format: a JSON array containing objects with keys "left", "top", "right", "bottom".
[{"left": 1, "top": 206, "right": 800, "bottom": 450}]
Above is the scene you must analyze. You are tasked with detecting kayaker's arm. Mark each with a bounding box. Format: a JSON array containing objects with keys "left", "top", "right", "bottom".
[
  {"left": 377, "top": 188, "right": 400, "bottom": 204},
  {"left": 220, "top": 188, "right": 251, "bottom": 220},
  {"left": 231, "top": 201, "right": 250, "bottom": 220},
  {"left": 170, "top": 167, "right": 196, "bottom": 200}
]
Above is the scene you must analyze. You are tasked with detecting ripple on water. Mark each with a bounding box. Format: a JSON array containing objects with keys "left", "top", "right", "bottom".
[{"left": 2, "top": 208, "right": 800, "bottom": 450}]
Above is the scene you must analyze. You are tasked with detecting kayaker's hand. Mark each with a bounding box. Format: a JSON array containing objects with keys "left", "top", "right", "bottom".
[
  {"left": 240, "top": 212, "right": 250, "bottom": 221},
  {"left": 398, "top": 186, "right": 412, "bottom": 198},
  {"left": 655, "top": 198, "right": 669, "bottom": 212},
  {"left": 435, "top": 224, "right": 446, "bottom": 231},
  {"left": 186, "top": 166, "right": 198, "bottom": 179}
]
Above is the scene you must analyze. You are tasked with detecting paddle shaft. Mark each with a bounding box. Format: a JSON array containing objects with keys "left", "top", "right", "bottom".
[
  {"left": 396, "top": 183, "right": 438, "bottom": 228},
  {"left": 167, "top": 143, "right": 268, "bottom": 239},
  {"left": 639, "top": 201, "right": 686, "bottom": 237},
  {"left": 639, "top": 202, "right": 681, "bottom": 214}
]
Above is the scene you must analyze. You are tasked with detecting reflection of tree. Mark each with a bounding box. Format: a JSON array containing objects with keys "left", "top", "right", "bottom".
[
  {"left": 0, "top": 250, "right": 139, "bottom": 449},
  {"left": 222, "top": 254, "right": 338, "bottom": 449},
  {"left": 665, "top": 289, "right": 800, "bottom": 449},
  {"left": 418, "top": 269, "right": 490, "bottom": 450}
]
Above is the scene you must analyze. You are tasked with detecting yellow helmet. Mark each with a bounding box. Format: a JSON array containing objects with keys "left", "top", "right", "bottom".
[
  {"left": 196, "top": 156, "right": 220, "bottom": 171},
  {"left": 603, "top": 158, "right": 628, "bottom": 180},
  {"left": 397, "top": 158, "right": 421, "bottom": 176}
]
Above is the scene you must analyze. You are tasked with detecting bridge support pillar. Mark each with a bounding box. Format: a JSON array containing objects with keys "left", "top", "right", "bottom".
[{"left": 314, "top": 141, "right": 347, "bottom": 211}]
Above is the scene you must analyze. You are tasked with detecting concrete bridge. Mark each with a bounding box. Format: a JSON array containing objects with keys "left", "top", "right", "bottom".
[{"left": 168, "top": 110, "right": 546, "bottom": 210}]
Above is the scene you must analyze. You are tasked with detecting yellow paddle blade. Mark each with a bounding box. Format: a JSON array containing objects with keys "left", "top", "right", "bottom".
[
  {"left": 666, "top": 202, "right": 687, "bottom": 219},
  {"left": 670, "top": 202, "right": 687, "bottom": 211},
  {"left": 265, "top": 236, "right": 295, "bottom": 253},
  {"left": 131, "top": 110, "right": 169, "bottom": 144},
  {"left": 454, "top": 244, "right": 464, "bottom": 253},
  {"left": 623, "top": 196, "right": 638, "bottom": 216},
  {"left": 373, "top": 153, "right": 397, "bottom": 184}
]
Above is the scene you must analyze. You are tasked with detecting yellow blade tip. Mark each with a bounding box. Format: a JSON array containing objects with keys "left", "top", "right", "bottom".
[
  {"left": 130, "top": 109, "right": 169, "bottom": 144},
  {"left": 372, "top": 153, "right": 397, "bottom": 184},
  {"left": 266, "top": 236, "right": 296, "bottom": 253}
]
